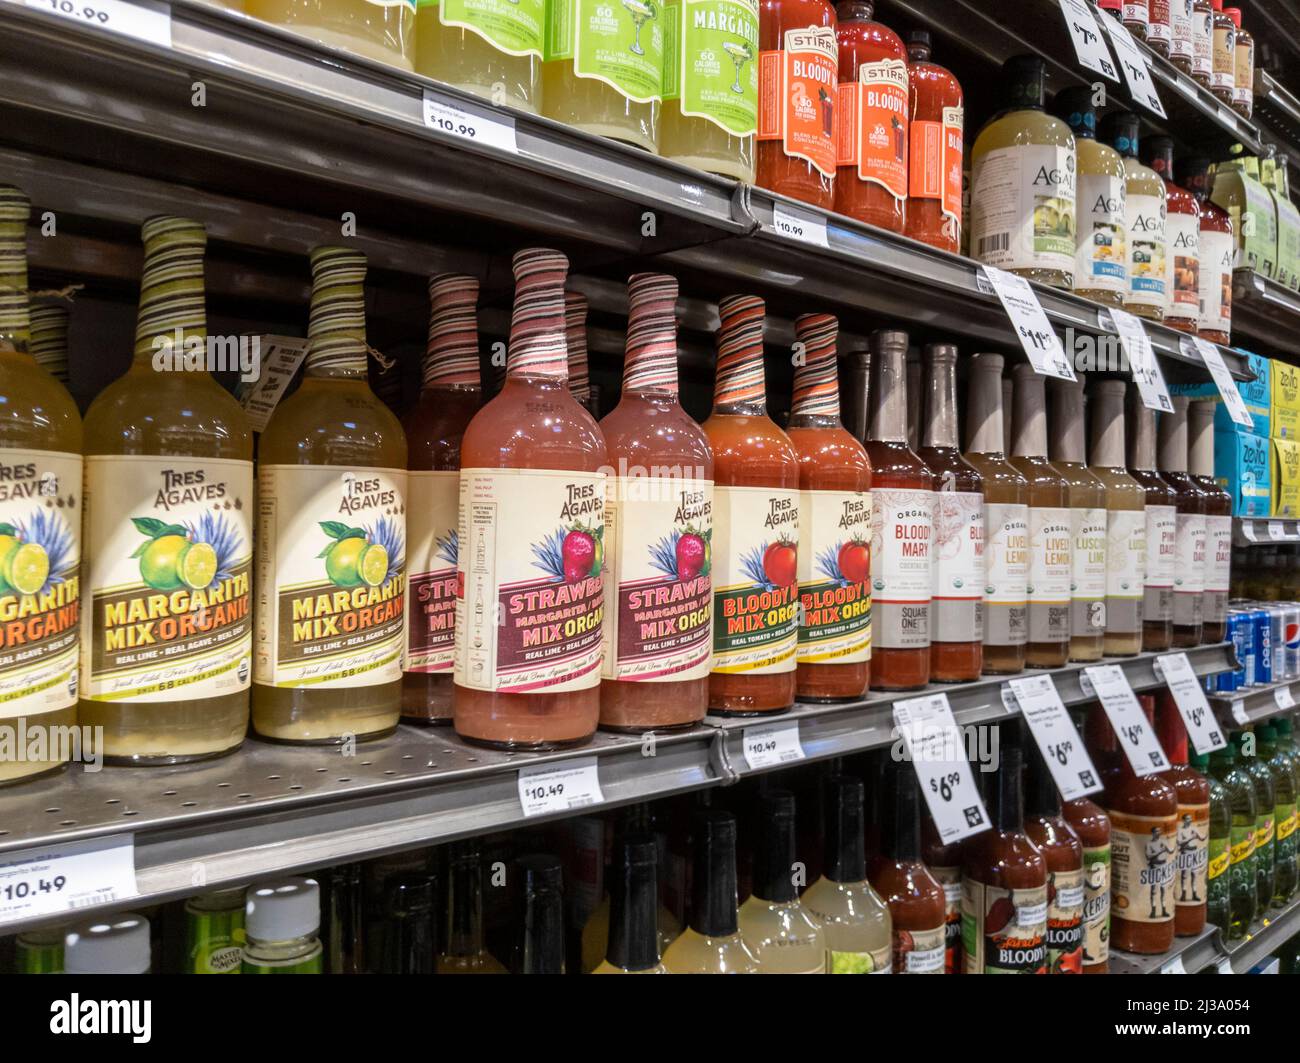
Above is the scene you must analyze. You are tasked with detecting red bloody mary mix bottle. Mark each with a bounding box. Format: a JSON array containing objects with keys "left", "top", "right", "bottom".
[
  {"left": 402, "top": 274, "right": 483, "bottom": 724},
  {"left": 1145, "top": 137, "right": 1201, "bottom": 336},
  {"left": 453, "top": 249, "right": 607, "bottom": 749},
  {"left": 703, "top": 296, "right": 800, "bottom": 714},
  {"left": 757, "top": 0, "right": 838, "bottom": 210},
  {"left": 832, "top": 0, "right": 907, "bottom": 233},
  {"left": 598, "top": 274, "right": 714, "bottom": 732},
  {"left": 1156, "top": 693, "right": 1211, "bottom": 936},
  {"left": 905, "top": 31, "right": 963, "bottom": 253},
  {"left": 922, "top": 812, "right": 963, "bottom": 973},
  {"left": 565, "top": 291, "right": 597, "bottom": 417},
  {"left": 1179, "top": 156, "right": 1234, "bottom": 346},
  {"left": 1025, "top": 741, "right": 1086, "bottom": 973},
  {"left": 787, "top": 314, "right": 871, "bottom": 701},
  {"left": 1128, "top": 392, "right": 1176, "bottom": 653},
  {"left": 1188, "top": 398, "right": 1232, "bottom": 641},
  {"left": 1158, "top": 396, "right": 1207, "bottom": 648},
  {"left": 1062, "top": 778, "right": 1112, "bottom": 975}
]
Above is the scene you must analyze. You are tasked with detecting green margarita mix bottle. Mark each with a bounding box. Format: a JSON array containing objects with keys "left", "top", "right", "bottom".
[
  {"left": 1259, "top": 723, "right": 1299, "bottom": 906},
  {"left": 1234, "top": 729, "right": 1276, "bottom": 913},
  {"left": 186, "top": 887, "right": 247, "bottom": 974},
  {"left": 13, "top": 925, "right": 65, "bottom": 973}
]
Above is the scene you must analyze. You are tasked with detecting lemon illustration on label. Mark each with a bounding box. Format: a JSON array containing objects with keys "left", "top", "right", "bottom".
[
  {"left": 318, "top": 519, "right": 403, "bottom": 588},
  {"left": 130, "top": 513, "right": 243, "bottom": 592},
  {"left": 0, "top": 510, "right": 75, "bottom": 597}
]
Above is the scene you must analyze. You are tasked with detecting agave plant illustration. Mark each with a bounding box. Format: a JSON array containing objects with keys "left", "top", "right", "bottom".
[
  {"left": 434, "top": 529, "right": 458, "bottom": 569},
  {"left": 740, "top": 543, "right": 775, "bottom": 591},
  {"left": 186, "top": 511, "right": 244, "bottom": 585},
  {"left": 532, "top": 528, "right": 569, "bottom": 582},
  {"left": 648, "top": 529, "right": 682, "bottom": 579},
  {"left": 0, "top": 508, "right": 76, "bottom": 596},
  {"left": 816, "top": 543, "right": 846, "bottom": 586}
]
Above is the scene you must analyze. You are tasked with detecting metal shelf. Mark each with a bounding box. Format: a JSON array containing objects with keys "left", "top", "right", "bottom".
[
  {"left": 1208, "top": 674, "right": 1300, "bottom": 727},
  {"left": 1232, "top": 268, "right": 1300, "bottom": 357},
  {"left": 1236, "top": 516, "right": 1300, "bottom": 544},
  {"left": 1112, "top": 891, "right": 1300, "bottom": 973},
  {"left": 1254, "top": 68, "right": 1300, "bottom": 169}
]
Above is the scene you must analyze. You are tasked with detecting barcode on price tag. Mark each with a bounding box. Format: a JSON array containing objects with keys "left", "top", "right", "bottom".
[
  {"left": 1156, "top": 652, "right": 1227, "bottom": 754},
  {"left": 981, "top": 266, "right": 1076, "bottom": 380},
  {"left": 741, "top": 720, "right": 805, "bottom": 771},
  {"left": 1008, "top": 674, "right": 1102, "bottom": 799},
  {"left": 0, "top": 834, "right": 136, "bottom": 925},
  {"left": 1102, "top": 15, "right": 1167, "bottom": 117},
  {"left": 23, "top": 0, "right": 171, "bottom": 47},
  {"left": 1057, "top": 0, "right": 1119, "bottom": 81},
  {"left": 517, "top": 757, "right": 604, "bottom": 818},
  {"left": 1182, "top": 336, "right": 1254, "bottom": 429},
  {"left": 770, "top": 201, "right": 829, "bottom": 248},
  {"left": 1275, "top": 686, "right": 1296, "bottom": 710},
  {"left": 1084, "top": 665, "right": 1169, "bottom": 775},
  {"left": 893, "top": 693, "right": 989, "bottom": 844},
  {"left": 1110, "top": 307, "right": 1173, "bottom": 412},
  {"left": 422, "top": 90, "right": 518, "bottom": 155}
]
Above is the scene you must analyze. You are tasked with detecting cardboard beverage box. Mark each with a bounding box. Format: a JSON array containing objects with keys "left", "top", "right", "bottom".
[
  {"left": 1216, "top": 429, "right": 1272, "bottom": 516},
  {"left": 1273, "top": 359, "right": 1300, "bottom": 441},
  {"left": 1274, "top": 437, "right": 1300, "bottom": 517},
  {"left": 1212, "top": 157, "right": 1277, "bottom": 278}
]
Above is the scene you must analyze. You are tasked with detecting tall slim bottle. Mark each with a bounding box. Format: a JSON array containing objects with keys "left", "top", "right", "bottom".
[
  {"left": 379, "top": 873, "right": 437, "bottom": 974},
  {"left": 1192, "top": 750, "right": 1231, "bottom": 934},
  {"left": 1155, "top": 695, "right": 1210, "bottom": 936},
  {"left": 787, "top": 314, "right": 871, "bottom": 700},
  {"left": 1180, "top": 156, "right": 1234, "bottom": 345},
  {"left": 1157, "top": 396, "right": 1207, "bottom": 647},
  {"left": 1025, "top": 741, "right": 1085, "bottom": 973},
  {"left": 918, "top": 343, "right": 983, "bottom": 681},
  {"left": 1192, "top": 0, "right": 1214, "bottom": 87},
  {"left": 1009, "top": 364, "right": 1071, "bottom": 669},
  {"left": 1190, "top": 406, "right": 1230, "bottom": 641},
  {"left": 1102, "top": 112, "right": 1168, "bottom": 324},
  {"left": 1209, "top": 740, "right": 1257, "bottom": 938},
  {"left": 864, "top": 329, "right": 932, "bottom": 690},
  {"left": 438, "top": 839, "right": 507, "bottom": 973},
  {"left": 1209, "top": 0, "right": 1237, "bottom": 105},
  {"left": 414, "top": 0, "right": 543, "bottom": 112},
  {"left": 253, "top": 248, "right": 404, "bottom": 744},
  {"left": 1145, "top": 136, "right": 1201, "bottom": 335},
  {"left": 904, "top": 31, "right": 963, "bottom": 253},
  {"left": 83, "top": 217, "right": 252, "bottom": 762},
  {"left": 1061, "top": 768, "right": 1112, "bottom": 974},
  {"left": 0, "top": 187, "right": 82, "bottom": 783},
  {"left": 1234, "top": 730, "right": 1275, "bottom": 915},
  {"left": 402, "top": 275, "right": 482, "bottom": 725},
  {"left": 1148, "top": 0, "right": 1171, "bottom": 53},
  {"left": 964, "top": 354, "right": 1028, "bottom": 674},
  {"left": 513, "top": 855, "right": 566, "bottom": 974},
  {"left": 1128, "top": 393, "right": 1176, "bottom": 652},
  {"left": 1259, "top": 723, "right": 1299, "bottom": 907},
  {"left": 703, "top": 296, "right": 800, "bottom": 714},
  {"left": 593, "top": 835, "right": 670, "bottom": 973},
  {"left": 1227, "top": 7, "right": 1254, "bottom": 119}
]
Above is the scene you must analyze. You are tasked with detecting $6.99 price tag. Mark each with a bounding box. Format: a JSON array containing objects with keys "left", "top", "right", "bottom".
[
  {"left": 1083, "top": 665, "right": 1169, "bottom": 776},
  {"left": 1007, "top": 674, "right": 1102, "bottom": 800},
  {"left": 892, "top": 693, "right": 989, "bottom": 844}
]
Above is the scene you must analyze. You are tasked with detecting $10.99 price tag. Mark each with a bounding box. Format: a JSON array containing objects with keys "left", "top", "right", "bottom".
[
  {"left": 422, "top": 90, "right": 518, "bottom": 155},
  {"left": 1007, "top": 674, "right": 1102, "bottom": 800},
  {"left": 741, "top": 720, "right": 805, "bottom": 771},
  {"left": 770, "top": 201, "right": 830, "bottom": 249},
  {"left": 0, "top": 834, "right": 137, "bottom": 925},
  {"left": 892, "top": 693, "right": 989, "bottom": 844},
  {"left": 23, "top": 0, "right": 172, "bottom": 46},
  {"left": 1083, "top": 665, "right": 1169, "bottom": 776},
  {"left": 517, "top": 757, "right": 604, "bottom": 818}
]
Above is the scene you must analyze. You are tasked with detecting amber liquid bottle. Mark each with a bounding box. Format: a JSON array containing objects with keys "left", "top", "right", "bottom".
[
  {"left": 1156, "top": 695, "right": 1211, "bottom": 937},
  {"left": 1089, "top": 381, "right": 1144, "bottom": 656},
  {"left": 1009, "top": 364, "right": 1071, "bottom": 669},
  {"left": 917, "top": 343, "right": 983, "bottom": 681},
  {"left": 964, "top": 354, "right": 1028, "bottom": 675},
  {"left": 1129, "top": 393, "right": 1176, "bottom": 652},
  {"left": 1025, "top": 740, "right": 1086, "bottom": 973},
  {"left": 1158, "top": 396, "right": 1207, "bottom": 648},
  {"left": 1061, "top": 753, "right": 1112, "bottom": 975},
  {"left": 1189, "top": 399, "right": 1232, "bottom": 640},
  {"left": 921, "top": 813, "right": 963, "bottom": 973},
  {"left": 593, "top": 836, "right": 670, "bottom": 974},
  {"left": 863, "top": 330, "right": 932, "bottom": 690},
  {"left": 1146, "top": 136, "right": 1201, "bottom": 337},
  {"left": 904, "top": 30, "right": 963, "bottom": 254},
  {"left": 1180, "top": 156, "right": 1234, "bottom": 346}
]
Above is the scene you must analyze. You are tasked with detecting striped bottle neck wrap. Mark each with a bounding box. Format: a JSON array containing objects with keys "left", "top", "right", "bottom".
[
  {"left": 622, "top": 272, "right": 679, "bottom": 396},
  {"left": 423, "top": 273, "right": 481, "bottom": 388},
  {"left": 791, "top": 312, "right": 840, "bottom": 418},
  {"left": 134, "top": 215, "right": 208, "bottom": 361},
  {"left": 713, "top": 294, "right": 767, "bottom": 408},
  {"left": 507, "top": 248, "right": 569, "bottom": 381},
  {"left": 565, "top": 290, "right": 590, "bottom": 400},
  {"left": 0, "top": 186, "right": 31, "bottom": 346},
  {"left": 306, "top": 245, "right": 369, "bottom": 375}
]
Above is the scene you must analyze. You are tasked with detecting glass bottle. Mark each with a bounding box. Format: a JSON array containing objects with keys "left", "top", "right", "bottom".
[
  {"left": 414, "top": 0, "right": 543, "bottom": 112},
  {"left": 1179, "top": 156, "right": 1234, "bottom": 345},
  {"left": 402, "top": 274, "right": 482, "bottom": 725},
  {"left": 593, "top": 835, "right": 670, "bottom": 973},
  {"left": 379, "top": 872, "right": 437, "bottom": 974},
  {"left": 320, "top": 863, "right": 365, "bottom": 974},
  {"left": 1208, "top": 740, "right": 1257, "bottom": 938},
  {"left": 253, "top": 248, "right": 405, "bottom": 744},
  {"left": 1025, "top": 741, "right": 1085, "bottom": 973},
  {"left": 513, "top": 855, "right": 566, "bottom": 974},
  {"left": 1062, "top": 778, "right": 1112, "bottom": 974},
  {"left": 1145, "top": 136, "right": 1200, "bottom": 336},
  {"left": 703, "top": 296, "right": 800, "bottom": 715},
  {"left": 1209, "top": 0, "right": 1237, "bottom": 106},
  {"left": 917, "top": 343, "right": 983, "bottom": 682},
  {"left": 864, "top": 329, "right": 932, "bottom": 689},
  {"left": 787, "top": 313, "right": 871, "bottom": 700},
  {"left": 1170, "top": 0, "right": 1195, "bottom": 73},
  {"left": 1192, "top": 0, "right": 1214, "bottom": 87},
  {"left": 184, "top": 888, "right": 246, "bottom": 975},
  {"left": 83, "top": 217, "right": 252, "bottom": 763},
  {"left": 1101, "top": 112, "right": 1168, "bottom": 323},
  {"left": 1191, "top": 749, "right": 1231, "bottom": 935},
  {"left": 564, "top": 291, "right": 595, "bottom": 417},
  {"left": 28, "top": 293, "right": 70, "bottom": 385},
  {"left": 1123, "top": 0, "right": 1149, "bottom": 39},
  {"left": 1274, "top": 718, "right": 1300, "bottom": 894},
  {"left": 0, "top": 186, "right": 81, "bottom": 784},
  {"left": 904, "top": 30, "right": 962, "bottom": 253},
  {"left": 1155, "top": 695, "right": 1210, "bottom": 936},
  {"left": 64, "top": 913, "right": 152, "bottom": 974},
  {"left": 964, "top": 353, "right": 1028, "bottom": 674},
  {"left": 1157, "top": 396, "right": 1207, "bottom": 647},
  {"left": 245, "top": 0, "right": 415, "bottom": 70},
  {"left": 14, "top": 926, "right": 65, "bottom": 974},
  {"left": 921, "top": 813, "right": 963, "bottom": 973},
  {"left": 438, "top": 839, "right": 507, "bottom": 973},
  {"left": 1258, "top": 724, "right": 1298, "bottom": 907},
  {"left": 599, "top": 274, "right": 713, "bottom": 730},
  {"left": 1147, "top": 0, "right": 1171, "bottom": 54},
  {"left": 453, "top": 249, "right": 607, "bottom": 749},
  {"left": 1128, "top": 393, "right": 1176, "bottom": 652},
  {"left": 1233, "top": 729, "right": 1275, "bottom": 917},
  {"left": 242, "top": 878, "right": 324, "bottom": 974},
  {"left": 1225, "top": 7, "right": 1254, "bottom": 119}
]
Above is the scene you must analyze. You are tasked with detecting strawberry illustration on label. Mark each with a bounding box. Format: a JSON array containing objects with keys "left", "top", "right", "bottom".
[
  {"left": 534, "top": 520, "right": 606, "bottom": 584},
  {"left": 762, "top": 537, "right": 798, "bottom": 587},
  {"left": 563, "top": 528, "right": 595, "bottom": 583},
  {"left": 836, "top": 537, "right": 870, "bottom": 584}
]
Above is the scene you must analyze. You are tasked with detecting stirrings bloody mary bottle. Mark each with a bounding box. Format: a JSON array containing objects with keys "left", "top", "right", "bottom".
[
  {"left": 905, "top": 30, "right": 963, "bottom": 254},
  {"left": 787, "top": 314, "right": 871, "bottom": 701},
  {"left": 453, "top": 249, "right": 607, "bottom": 749},
  {"left": 1025, "top": 741, "right": 1085, "bottom": 973}
]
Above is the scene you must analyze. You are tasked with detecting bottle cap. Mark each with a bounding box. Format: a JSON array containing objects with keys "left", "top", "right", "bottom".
[
  {"left": 245, "top": 876, "right": 321, "bottom": 942},
  {"left": 518, "top": 854, "right": 564, "bottom": 895},
  {"left": 1053, "top": 85, "right": 1098, "bottom": 139},
  {"left": 1100, "top": 111, "right": 1141, "bottom": 159},
  {"left": 64, "top": 912, "right": 151, "bottom": 974},
  {"left": 1004, "top": 55, "right": 1047, "bottom": 112},
  {"left": 1224, "top": 6, "right": 1242, "bottom": 27},
  {"left": 907, "top": 28, "right": 932, "bottom": 58}
]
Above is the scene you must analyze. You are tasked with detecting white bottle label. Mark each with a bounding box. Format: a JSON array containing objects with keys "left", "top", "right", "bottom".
[
  {"left": 1170, "top": 0, "right": 1194, "bottom": 60},
  {"left": 1075, "top": 173, "right": 1128, "bottom": 296},
  {"left": 1143, "top": 502, "right": 1176, "bottom": 623},
  {"left": 1028, "top": 505, "right": 1072, "bottom": 644},
  {"left": 972, "top": 144, "right": 1077, "bottom": 278},
  {"left": 1106, "top": 508, "right": 1145, "bottom": 633},
  {"left": 796, "top": 488, "right": 871, "bottom": 664},
  {"left": 1197, "top": 228, "right": 1234, "bottom": 334},
  {"left": 1173, "top": 511, "right": 1206, "bottom": 627},
  {"left": 870, "top": 487, "right": 932, "bottom": 649},
  {"left": 983, "top": 500, "right": 1029, "bottom": 647},
  {"left": 1127, "top": 191, "right": 1168, "bottom": 312},
  {"left": 1193, "top": 8, "right": 1213, "bottom": 77},
  {"left": 405, "top": 470, "right": 459, "bottom": 674},
  {"left": 931, "top": 489, "right": 983, "bottom": 644},
  {"left": 1071, "top": 505, "right": 1108, "bottom": 634}
]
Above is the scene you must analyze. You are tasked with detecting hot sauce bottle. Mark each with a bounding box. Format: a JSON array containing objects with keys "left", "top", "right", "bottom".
[
  {"left": 1157, "top": 396, "right": 1207, "bottom": 647},
  {"left": 703, "top": 296, "right": 800, "bottom": 714},
  {"left": 1145, "top": 137, "right": 1201, "bottom": 336},
  {"left": 964, "top": 354, "right": 1028, "bottom": 675},
  {"left": 1192, "top": 0, "right": 1214, "bottom": 88},
  {"left": 1148, "top": 0, "right": 1172, "bottom": 54},
  {"left": 904, "top": 31, "right": 962, "bottom": 253},
  {"left": 917, "top": 343, "right": 983, "bottom": 682},
  {"left": 787, "top": 314, "right": 871, "bottom": 701},
  {"left": 1170, "top": 0, "right": 1196, "bottom": 74},
  {"left": 961, "top": 743, "right": 1049, "bottom": 974},
  {"left": 757, "top": 0, "right": 838, "bottom": 210},
  {"left": 598, "top": 274, "right": 714, "bottom": 732},
  {"left": 1061, "top": 738, "right": 1112, "bottom": 975},
  {"left": 1179, "top": 156, "right": 1234, "bottom": 346},
  {"left": 402, "top": 275, "right": 483, "bottom": 725},
  {"left": 1128, "top": 394, "right": 1176, "bottom": 652},
  {"left": 1009, "top": 364, "right": 1071, "bottom": 670},
  {"left": 1025, "top": 741, "right": 1085, "bottom": 973},
  {"left": 869, "top": 766, "right": 946, "bottom": 974},
  {"left": 832, "top": 0, "right": 907, "bottom": 233},
  {"left": 1226, "top": 7, "right": 1254, "bottom": 119},
  {"left": 453, "top": 249, "right": 607, "bottom": 749},
  {"left": 921, "top": 812, "right": 963, "bottom": 973},
  {"left": 1155, "top": 694, "right": 1210, "bottom": 936},
  {"left": 863, "top": 329, "right": 932, "bottom": 690},
  {"left": 1123, "top": 0, "right": 1149, "bottom": 39},
  {"left": 1188, "top": 399, "right": 1232, "bottom": 641}
]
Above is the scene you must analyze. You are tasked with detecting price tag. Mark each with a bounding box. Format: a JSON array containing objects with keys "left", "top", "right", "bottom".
[
  {"left": 1008, "top": 675, "right": 1102, "bottom": 799},
  {"left": 1102, "top": 15, "right": 1167, "bottom": 117},
  {"left": 1275, "top": 686, "right": 1296, "bottom": 710},
  {"left": 892, "top": 694, "right": 990, "bottom": 844},
  {"left": 1269, "top": 520, "right": 1287, "bottom": 541},
  {"left": 1110, "top": 307, "right": 1173, "bottom": 412},
  {"left": 741, "top": 720, "right": 805, "bottom": 771},
  {"left": 1155, "top": 653, "right": 1227, "bottom": 754},
  {"left": 1230, "top": 699, "right": 1250, "bottom": 725},
  {"left": 770, "top": 200, "right": 829, "bottom": 249},
  {"left": 234, "top": 335, "right": 310, "bottom": 433},
  {"left": 981, "top": 266, "right": 1076, "bottom": 380},
  {"left": 1084, "top": 665, "right": 1170, "bottom": 776},
  {"left": 1057, "top": 0, "right": 1120, "bottom": 81},
  {"left": 1161, "top": 955, "right": 1188, "bottom": 974},
  {"left": 422, "top": 90, "right": 518, "bottom": 155},
  {"left": 1216, "top": 955, "right": 1235, "bottom": 975},
  {"left": 0, "top": 835, "right": 136, "bottom": 925},
  {"left": 517, "top": 757, "right": 604, "bottom": 818},
  {"left": 1241, "top": 521, "right": 1258, "bottom": 542},
  {"left": 1182, "top": 336, "right": 1254, "bottom": 429},
  {"left": 22, "top": 0, "right": 171, "bottom": 47}
]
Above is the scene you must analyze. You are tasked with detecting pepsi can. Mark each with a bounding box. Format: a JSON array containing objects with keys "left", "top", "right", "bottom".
[
  {"left": 1251, "top": 608, "right": 1273, "bottom": 686},
  {"left": 1282, "top": 604, "right": 1300, "bottom": 679},
  {"left": 1220, "top": 610, "right": 1251, "bottom": 692},
  {"left": 1269, "top": 606, "right": 1287, "bottom": 681}
]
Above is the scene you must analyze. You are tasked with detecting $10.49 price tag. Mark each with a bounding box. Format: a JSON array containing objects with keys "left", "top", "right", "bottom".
[
  {"left": 0, "top": 834, "right": 137, "bottom": 925},
  {"left": 1155, "top": 652, "right": 1227, "bottom": 754},
  {"left": 741, "top": 720, "right": 805, "bottom": 771},
  {"left": 422, "top": 90, "right": 518, "bottom": 155},
  {"left": 517, "top": 757, "right": 604, "bottom": 818},
  {"left": 892, "top": 693, "right": 989, "bottom": 844},
  {"left": 1007, "top": 674, "right": 1102, "bottom": 800},
  {"left": 1083, "top": 665, "right": 1169, "bottom": 776}
]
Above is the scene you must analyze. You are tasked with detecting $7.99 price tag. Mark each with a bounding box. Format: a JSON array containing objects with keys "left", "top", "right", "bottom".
[
  {"left": 980, "top": 266, "right": 1076, "bottom": 381},
  {"left": 892, "top": 693, "right": 989, "bottom": 844},
  {"left": 1007, "top": 674, "right": 1102, "bottom": 800},
  {"left": 0, "top": 834, "right": 137, "bottom": 925},
  {"left": 1083, "top": 665, "right": 1169, "bottom": 776},
  {"left": 517, "top": 757, "right": 604, "bottom": 818}
]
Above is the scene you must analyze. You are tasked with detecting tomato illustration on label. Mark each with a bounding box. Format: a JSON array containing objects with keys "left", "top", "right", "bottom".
[
  {"left": 836, "top": 536, "right": 870, "bottom": 584},
  {"left": 762, "top": 537, "right": 798, "bottom": 587}
]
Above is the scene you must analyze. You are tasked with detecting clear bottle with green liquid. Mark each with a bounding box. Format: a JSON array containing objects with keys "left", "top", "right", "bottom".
[
  {"left": 1191, "top": 749, "right": 1231, "bottom": 935},
  {"left": 1208, "top": 741, "right": 1257, "bottom": 938}
]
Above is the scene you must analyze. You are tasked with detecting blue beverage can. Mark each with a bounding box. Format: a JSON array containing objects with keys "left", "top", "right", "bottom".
[
  {"left": 1251, "top": 608, "right": 1273, "bottom": 685},
  {"left": 1269, "top": 606, "right": 1287, "bottom": 681},
  {"left": 1283, "top": 604, "right": 1300, "bottom": 679},
  {"left": 1221, "top": 611, "right": 1251, "bottom": 692}
]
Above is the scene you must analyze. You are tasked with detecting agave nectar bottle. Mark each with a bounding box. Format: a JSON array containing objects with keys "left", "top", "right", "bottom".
[
  {"left": 414, "top": 0, "right": 544, "bottom": 112},
  {"left": 703, "top": 296, "right": 799, "bottom": 715},
  {"left": 660, "top": 0, "right": 760, "bottom": 181},
  {"left": 454, "top": 249, "right": 606, "bottom": 748},
  {"left": 565, "top": 291, "right": 595, "bottom": 415},
  {"left": 0, "top": 187, "right": 81, "bottom": 784},
  {"left": 1158, "top": 397, "right": 1207, "bottom": 647},
  {"left": 1102, "top": 112, "right": 1168, "bottom": 324},
  {"left": 1089, "top": 380, "right": 1144, "bottom": 656},
  {"left": 1048, "top": 378, "right": 1106, "bottom": 663},
  {"left": 1128, "top": 393, "right": 1176, "bottom": 652},
  {"left": 1189, "top": 399, "right": 1232, "bottom": 640},
  {"left": 246, "top": 0, "right": 416, "bottom": 70},
  {"left": 599, "top": 273, "right": 713, "bottom": 731},
  {"left": 82, "top": 217, "right": 252, "bottom": 764},
  {"left": 970, "top": 55, "right": 1076, "bottom": 290},
  {"left": 787, "top": 314, "right": 871, "bottom": 701},
  {"left": 964, "top": 354, "right": 1028, "bottom": 675},
  {"left": 1009, "top": 364, "right": 1071, "bottom": 669},
  {"left": 1180, "top": 157, "right": 1233, "bottom": 345},
  {"left": 543, "top": 0, "right": 664, "bottom": 152},
  {"left": 402, "top": 274, "right": 482, "bottom": 725},
  {"left": 253, "top": 248, "right": 406, "bottom": 743}
]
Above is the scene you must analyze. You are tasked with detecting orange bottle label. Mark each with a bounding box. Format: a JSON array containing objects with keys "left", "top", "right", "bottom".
[
  {"left": 908, "top": 105, "right": 963, "bottom": 224},
  {"left": 835, "top": 58, "right": 908, "bottom": 199},
  {"left": 757, "top": 27, "right": 838, "bottom": 179}
]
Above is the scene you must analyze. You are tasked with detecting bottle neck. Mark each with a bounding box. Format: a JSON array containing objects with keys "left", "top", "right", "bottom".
[
  {"left": 29, "top": 299, "right": 69, "bottom": 383},
  {"left": 565, "top": 291, "right": 591, "bottom": 403},
  {"left": 519, "top": 887, "right": 565, "bottom": 974},
  {"left": 385, "top": 891, "right": 436, "bottom": 974},
  {"left": 692, "top": 824, "right": 739, "bottom": 936},
  {"left": 868, "top": 337, "right": 910, "bottom": 444},
  {"left": 423, "top": 273, "right": 482, "bottom": 389},
  {"left": 1156, "top": 699, "right": 1190, "bottom": 766},
  {"left": 606, "top": 849, "right": 661, "bottom": 971},
  {"left": 1090, "top": 388, "right": 1127, "bottom": 468},
  {"left": 1051, "top": 381, "right": 1086, "bottom": 464},
  {"left": 305, "top": 246, "right": 368, "bottom": 378},
  {"left": 835, "top": 0, "right": 876, "bottom": 22},
  {"left": 754, "top": 806, "right": 798, "bottom": 903},
  {"left": 1026, "top": 748, "right": 1062, "bottom": 819},
  {"left": 921, "top": 353, "right": 960, "bottom": 449},
  {"left": 0, "top": 188, "right": 30, "bottom": 354},
  {"left": 884, "top": 772, "right": 922, "bottom": 862},
  {"left": 826, "top": 787, "right": 866, "bottom": 883},
  {"left": 1011, "top": 371, "right": 1048, "bottom": 459},
  {"left": 966, "top": 361, "right": 1006, "bottom": 455},
  {"left": 623, "top": 273, "right": 680, "bottom": 397},
  {"left": 1129, "top": 400, "right": 1158, "bottom": 471},
  {"left": 507, "top": 249, "right": 570, "bottom": 384},
  {"left": 445, "top": 855, "right": 486, "bottom": 958},
  {"left": 134, "top": 217, "right": 210, "bottom": 369},
  {"left": 1157, "top": 401, "right": 1189, "bottom": 474},
  {"left": 908, "top": 41, "right": 931, "bottom": 62},
  {"left": 1189, "top": 401, "right": 1216, "bottom": 478},
  {"left": 713, "top": 296, "right": 768, "bottom": 413},
  {"left": 992, "top": 749, "right": 1025, "bottom": 832},
  {"left": 791, "top": 314, "right": 842, "bottom": 420}
]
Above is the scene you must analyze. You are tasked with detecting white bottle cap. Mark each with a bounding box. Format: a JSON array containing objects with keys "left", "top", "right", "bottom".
[
  {"left": 245, "top": 877, "right": 320, "bottom": 941},
  {"left": 64, "top": 912, "right": 151, "bottom": 974}
]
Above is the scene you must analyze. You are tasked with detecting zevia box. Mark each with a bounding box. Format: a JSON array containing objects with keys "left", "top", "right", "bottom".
[
  {"left": 1171, "top": 351, "right": 1270, "bottom": 436},
  {"left": 1216, "top": 429, "right": 1272, "bottom": 516},
  {"left": 1272, "top": 360, "right": 1300, "bottom": 440},
  {"left": 1274, "top": 437, "right": 1300, "bottom": 517}
]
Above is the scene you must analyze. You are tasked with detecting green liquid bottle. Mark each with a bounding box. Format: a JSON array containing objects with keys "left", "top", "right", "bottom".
[
  {"left": 242, "top": 878, "right": 324, "bottom": 974},
  {"left": 1208, "top": 741, "right": 1257, "bottom": 938},
  {"left": 1191, "top": 750, "right": 1231, "bottom": 935},
  {"left": 14, "top": 926, "right": 65, "bottom": 974},
  {"left": 185, "top": 888, "right": 246, "bottom": 974},
  {"left": 1234, "top": 730, "right": 1276, "bottom": 914},
  {"left": 1259, "top": 723, "right": 1299, "bottom": 906}
]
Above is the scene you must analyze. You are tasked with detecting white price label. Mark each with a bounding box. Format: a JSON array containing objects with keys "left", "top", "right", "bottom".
[
  {"left": 23, "top": 0, "right": 171, "bottom": 46},
  {"left": 1241, "top": 521, "right": 1258, "bottom": 542},
  {"left": 0, "top": 835, "right": 136, "bottom": 925},
  {"left": 1110, "top": 307, "right": 1173, "bottom": 412},
  {"left": 770, "top": 201, "right": 830, "bottom": 248},
  {"left": 1269, "top": 521, "right": 1287, "bottom": 541},
  {"left": 892, "top": 693, "right": 990, "bottom": 844},
  {"left": 981, "top": 266, "right": 1076, "bottom": 380},
  {"left": 1008, "top": 675, "right": 1103, "bottom": 799},
  {"left": 1231, "top": 698, "right": 1250, "bottom": 725},
  {"left": 741, "top": 720, "right": 805, "bottom": 771},
  {"left": 1161, "top": 955, "right": 1188, "bottom": 974},
  {"left": 234, "top": 335, "right": 310, "bottom": 433},
  {"left": 1084, "top": 664, "right": 1170, "bottom": 775},
  {"left": 422, "top": 90, "right": 518, "bottom": 155},
  {"left": 1216, "top": 955, "right": 1235, "bottom": 975},
  {"left": 1155, "top": 653, "right": 1227, "bottom": 754},
  {"left": 1183, "top": 336, "right": 1254, "bottom": 429},
  {"left": 517, "top": 757, "right": 604, "bottom": 818},
  {"left": 1057, "top": 0, "right": 1120, "bottom": 81},
  {"left": 1275, "top": 685, "right": 1296, "bottom": 710},
  {"left": 1102, "top": 15, "right": 1167, "bottom": 117}
]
